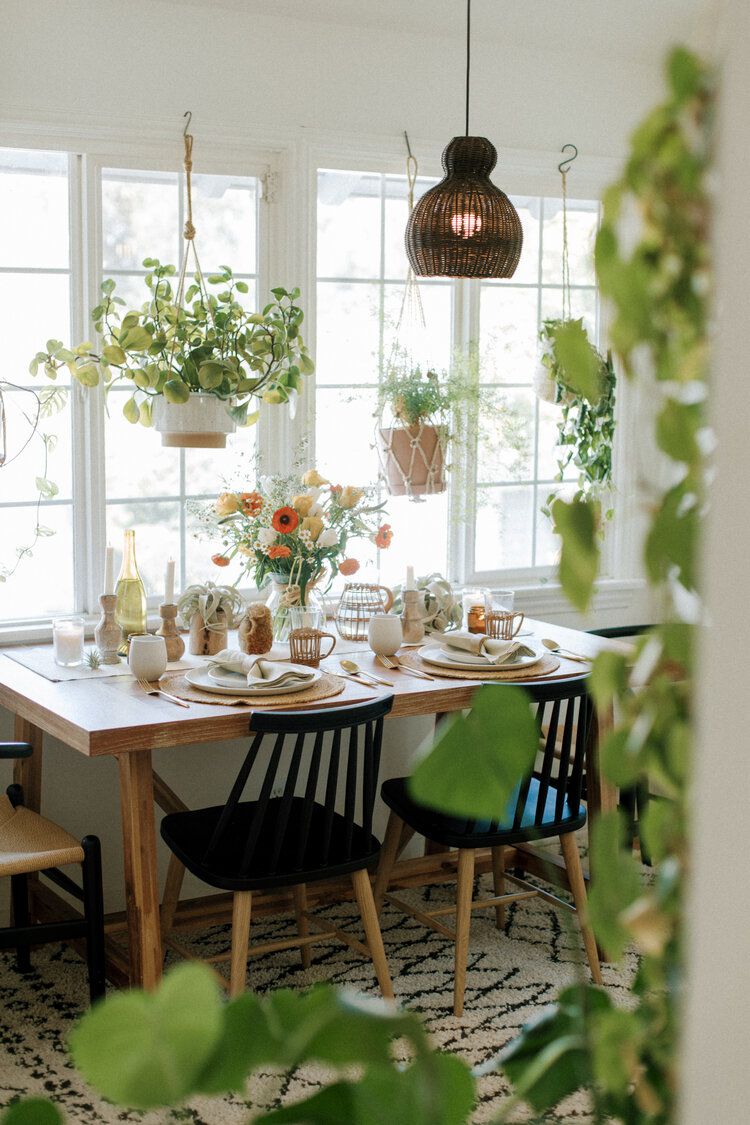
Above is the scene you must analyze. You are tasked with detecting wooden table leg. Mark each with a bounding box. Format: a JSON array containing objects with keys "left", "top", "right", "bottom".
[
  {"left": 12, "top": 716, "right": 43, "bottom": 811},
  {"left": 117, "top": 751, "right": 163, "bottom": 990}
]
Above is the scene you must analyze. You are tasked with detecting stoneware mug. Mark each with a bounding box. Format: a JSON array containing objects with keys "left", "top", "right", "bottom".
[
  {"left": 128, "top": 634, "right": 168, "bottom": 682},
  {"left": 367, "top": 613, "right": 403, "bottom": 656}
]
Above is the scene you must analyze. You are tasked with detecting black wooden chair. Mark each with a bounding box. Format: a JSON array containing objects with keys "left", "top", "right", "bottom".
[
  {"left": 373, "top": 678, "right": 602, "bottom": 1016},
  {"left": 588, "top": 625, "right": 656, "bottom": 864},
  {"left": 1, "top": 743, "right": 106, "bottom": 1004},
  {"left": 160, "top": 697, "right": 395, "bottom": 998}
]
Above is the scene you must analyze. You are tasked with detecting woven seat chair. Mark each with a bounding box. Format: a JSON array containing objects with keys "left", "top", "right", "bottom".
[
  {"left": 160, "top": 697, "right": 395, "bottom": 998},
  {"left": 1, "top": 743, "right": 105, "bottom": 1003},
  {"left": 373, "top": 678, "right": 602, "bottom": 1017}
]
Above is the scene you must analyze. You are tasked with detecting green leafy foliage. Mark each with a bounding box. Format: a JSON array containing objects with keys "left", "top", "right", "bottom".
[
  {"left": 551, "top": 496, "right": 600, "bottom": 612},
  {"left": 62, "top": 966, "right": 475, "bottom": 1120},
  {"left": 408, "top": 684, "right": 538, "bottom": 820},
  {"left": 32, "top": 265, "right": 314, "bottom": 424},
  {"left": 0, "top": 1100, "right": 63, "bottom": 1125}
]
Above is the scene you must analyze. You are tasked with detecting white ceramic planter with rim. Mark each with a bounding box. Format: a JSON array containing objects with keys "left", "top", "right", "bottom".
[{"left": 151, "top": 392, "right": 236, "bottom": 448}]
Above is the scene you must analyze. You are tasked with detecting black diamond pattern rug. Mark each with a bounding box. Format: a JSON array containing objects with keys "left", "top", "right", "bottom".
[{"left": 0, "top": 874, "right": 637, "bottom": 1123}]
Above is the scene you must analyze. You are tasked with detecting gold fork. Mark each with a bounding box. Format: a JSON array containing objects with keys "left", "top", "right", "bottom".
[
  {"left": 376, "top": 654, "right": 435, "bottom": 681},
  {"left": 136, "top": 678, "right": 190, "bottom": 708}
]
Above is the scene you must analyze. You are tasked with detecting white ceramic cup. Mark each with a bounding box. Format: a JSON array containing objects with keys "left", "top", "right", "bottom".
[
  {"left": 128, "top": 634, "right": 167, "bottom": 682},
  {"left": 367, "top": 613, "right": 402, "bottom": 656}
]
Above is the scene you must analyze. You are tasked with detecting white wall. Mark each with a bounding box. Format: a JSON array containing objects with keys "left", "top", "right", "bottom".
[{"left": 0, "top": 0, "right": 709, "bottom": 907}]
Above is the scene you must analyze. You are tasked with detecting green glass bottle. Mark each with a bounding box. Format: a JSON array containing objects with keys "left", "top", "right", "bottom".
[{"left": 115, "top": 529, "right": 147, "bottom": 646}]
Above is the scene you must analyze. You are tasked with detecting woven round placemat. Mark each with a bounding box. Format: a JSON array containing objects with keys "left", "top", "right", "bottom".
[
  {"left": 399, "top": 649, "right": 564, "bottom": 681},
  {"left": 167, "top": 671, "right": 346, "bottom": 707}
]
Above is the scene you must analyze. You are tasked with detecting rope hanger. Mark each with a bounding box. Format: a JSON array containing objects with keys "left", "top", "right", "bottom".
[{"left": 558, "top": 143, "right": 578, "bottom": 321}]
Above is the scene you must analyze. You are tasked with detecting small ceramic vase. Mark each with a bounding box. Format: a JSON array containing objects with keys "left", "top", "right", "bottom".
[{"left": 94, "top": 594, "right": 122, "bottom": 664}]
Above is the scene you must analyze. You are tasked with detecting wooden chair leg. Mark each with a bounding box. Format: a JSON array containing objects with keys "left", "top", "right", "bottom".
[
  {"left": 229, "top": 891, "right": 252, "bottom": 998},
  {"left": 10, "top": 873, "right": 31, "bottom": 972},
  {"left": 560, "top": 832, "right": 603, "bottom": 985},
  {"left": 293, "top": 884, "right": 311, "bottom": 970},
  {"left": 454, "top": 848, "right": 475, "bottom": 1017},
  {"left": 81, "top": 836, "right": 106, "bottom": 1002},
  {"left": 351, "top": 868, "right": 394, "bottom": 1000},
  {"left": 373, "top": 810, "right": 405, "bottom": 913},
  {"left": 160, "top": 853, "right": 185, "bottom": 941},
  {"left": 491, "top": 845, "right": 506, "bottom": 932}
]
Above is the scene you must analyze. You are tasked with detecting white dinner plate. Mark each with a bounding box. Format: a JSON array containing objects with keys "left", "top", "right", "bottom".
[
  {"left": 185, "top": 664, "right": 321, "bottom": 697},
  {"left": 418, "top": 643, "right": 544, "bottom": 672}
]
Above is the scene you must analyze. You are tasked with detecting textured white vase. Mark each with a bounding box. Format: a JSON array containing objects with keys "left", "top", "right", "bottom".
[{"left": 152, "top": 393, "right": 236, "bottom": 448}]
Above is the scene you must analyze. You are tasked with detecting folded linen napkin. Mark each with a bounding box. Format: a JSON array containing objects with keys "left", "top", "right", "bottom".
[
  {"left": 435, "top": 630, "right": 536, "bottom": 666},
  {"left": 208, "top": 649, "right": 316, "bottom": 688}
]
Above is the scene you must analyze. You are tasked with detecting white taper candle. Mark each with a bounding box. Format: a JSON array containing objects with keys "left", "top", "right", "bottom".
[
  {"left": 165, "top": 558, "right": 175, "bottom": 605},
  {"left": 104, "top": 544, "right": 114, "bottom": 595}
]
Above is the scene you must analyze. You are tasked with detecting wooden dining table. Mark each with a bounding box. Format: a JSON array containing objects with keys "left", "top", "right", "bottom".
[{"left": 0, "top": 619, "right": 626, "bottom": 989}]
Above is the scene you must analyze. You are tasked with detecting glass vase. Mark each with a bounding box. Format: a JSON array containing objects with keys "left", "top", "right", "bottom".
[{"left": 266, "top": 572, "right": 325, "bottom": 642}]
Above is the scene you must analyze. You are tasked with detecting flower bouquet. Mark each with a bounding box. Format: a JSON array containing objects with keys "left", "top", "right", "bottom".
[{"left": 200, "top": 470, "right": 392, "bottom": 639}]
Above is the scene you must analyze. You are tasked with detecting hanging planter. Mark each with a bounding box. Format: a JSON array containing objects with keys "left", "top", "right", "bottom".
[
  {"left": 152, "top": 392, "right": 236, "bottom": 449},
  {"left": 31, "top": 113, "right": 314, "bottom": 450},
  {"left": 377, "top": 420, "right": 446, "bottom": 497}
]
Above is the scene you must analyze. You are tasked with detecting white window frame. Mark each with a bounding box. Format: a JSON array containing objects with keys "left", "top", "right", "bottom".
[{"left": 0, "top": 121, "right": 643, "bottom": 642}]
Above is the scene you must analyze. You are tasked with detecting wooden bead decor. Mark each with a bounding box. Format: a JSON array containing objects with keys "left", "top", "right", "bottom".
[
  {"left": 238, "top": 604, "right": 274, "bottom": 655},
  {"left": 335, "top": 583, "right": 394, "bottom": 642}
]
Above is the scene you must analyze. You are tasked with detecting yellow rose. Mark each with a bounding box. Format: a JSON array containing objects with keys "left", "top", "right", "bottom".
[
  {"left": 302, "top": 469, "right": 328, "bottom": 487},
  {"left": 338, "top": 485, "right": 364, "bottom": 510},
  {"left": 237, "top": 541, "right": 256, "bottom": 557},
  {"left": 301, "top": 515, "right": 325, "bottom": 541},
  {"left": 292, "top": 493, "right": 315, "bottom": 517},
  {"left": 214, "top": 491, "right": 240, "bottom": 516}
]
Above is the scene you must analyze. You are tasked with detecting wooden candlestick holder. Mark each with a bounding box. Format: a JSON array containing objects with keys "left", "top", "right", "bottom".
[
  {"left": 156, "top": 603, "right": 185, "bottom": 662},
  {"left": 401, "top": 589, "right": 427, "bottom": 644},
  {"left": 94, "top": 593, "right": 122, "bottom": 664}
]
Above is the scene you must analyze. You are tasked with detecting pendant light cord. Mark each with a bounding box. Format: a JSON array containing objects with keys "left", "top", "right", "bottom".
[{"left": 465, "top": 0, "right": 471, "bottom": 135}]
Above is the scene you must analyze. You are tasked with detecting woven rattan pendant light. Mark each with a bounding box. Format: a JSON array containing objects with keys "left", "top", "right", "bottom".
[{"left": 405, "top": 0, "right": 523, "bottom": 279}]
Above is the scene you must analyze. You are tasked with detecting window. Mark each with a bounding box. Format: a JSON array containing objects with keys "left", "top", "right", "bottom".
[
  {"left": 0, "top": 149, "right": 76, "bottom": 621},
  {"left": 315, "top": 169, "right": 455, "bottom": 588},
  {"left": 100, "top": 167, "right": 260, "bottom": 594},
  {"left": 314, "top": 170, "right": 600, "bottom": 586}
]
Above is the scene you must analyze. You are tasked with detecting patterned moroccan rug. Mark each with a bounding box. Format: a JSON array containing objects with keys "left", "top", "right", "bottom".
[{"left": 0, "top": 873, "right": 638, "bottom": 1124}]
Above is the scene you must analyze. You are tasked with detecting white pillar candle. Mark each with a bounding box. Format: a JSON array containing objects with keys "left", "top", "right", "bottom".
[
  {"left": 405, "top": 565, "right": 415, "bottom": 591},
  {"left": 104, "top": 545, "right": 114, "bottom": 595},
  {"left": 165, "top": 558, "right": 175, "bottom": 606},
  {"left": 53, "top": 617, "right": 85, "bottom": 668}
]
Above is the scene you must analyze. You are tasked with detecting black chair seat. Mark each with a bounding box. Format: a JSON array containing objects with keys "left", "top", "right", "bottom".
[
  {"left": 161, "top": 797, "right": 381, "bottom": 892},
  {"left": 381, "top": 775, "right": 586, "bottom": 850}
]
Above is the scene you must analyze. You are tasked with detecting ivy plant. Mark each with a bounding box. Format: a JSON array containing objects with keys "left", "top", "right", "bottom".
[
  {"left": 538, "top": 316, "right": 617, "bottom": 524},
  {"left": 31, "top": 265, "right": 314, "bottom": 427}
]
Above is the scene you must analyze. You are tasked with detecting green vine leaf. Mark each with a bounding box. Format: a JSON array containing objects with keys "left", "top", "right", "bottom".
[{"left": 551, "top": 497, "right": 600, "bottom": 612}]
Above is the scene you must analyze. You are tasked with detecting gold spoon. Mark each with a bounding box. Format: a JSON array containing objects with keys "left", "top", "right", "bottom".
[
  {"left": 339, "top": 659, "right": 395, "bottom": 687},
  {"left": 541, "top": 638, "right": 591, "bottom": 663}
]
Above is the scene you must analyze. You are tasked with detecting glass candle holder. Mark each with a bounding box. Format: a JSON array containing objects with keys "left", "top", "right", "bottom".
[
  {"left": 462, "top": 588, "right": 486, "bottom": 634},
  {"left": 53, "top": 616, "right": 85, "bottom": 667}
]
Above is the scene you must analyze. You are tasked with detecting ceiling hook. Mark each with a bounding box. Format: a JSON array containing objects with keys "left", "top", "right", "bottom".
[
  {"left": 183, "top": 110, "right": 193, "bottom": 137},
  {"left": 558, "top": 143, "right": 578, "bottom": 175}
]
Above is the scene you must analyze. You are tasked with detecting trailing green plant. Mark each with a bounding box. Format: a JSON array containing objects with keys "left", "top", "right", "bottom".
[
  {"left": 0, "top": 381, "right": 66, "bottom": 582},
  {"left": 538, "top": 317, "right": 617, "bottom": 521},
  {"left": 31, "top": 265, "right": 314, "bottom": 428}
]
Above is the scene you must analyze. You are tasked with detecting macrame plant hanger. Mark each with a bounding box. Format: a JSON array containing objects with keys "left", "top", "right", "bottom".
[
  {"left": 167, "top": 112, "right": 216, "bottom": 375},
  {"left": 376, "top": 133, "right": 447, "bottom": 503},
  {"left": 558, "top": 142, "right": 578, "bottom": 322}
]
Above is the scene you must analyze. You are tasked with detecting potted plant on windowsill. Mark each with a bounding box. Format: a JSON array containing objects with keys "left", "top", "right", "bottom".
[
  {"left": 31, "top": 264, "right": 314, "bottom": 449},
  {"left": 177, "top": 580, "right": 246, "bottom": 655}
]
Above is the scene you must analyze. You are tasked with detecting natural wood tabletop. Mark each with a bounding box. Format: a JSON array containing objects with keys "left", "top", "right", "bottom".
[{"left": 0, "top": 620, "right": 627, "bottom": 757}]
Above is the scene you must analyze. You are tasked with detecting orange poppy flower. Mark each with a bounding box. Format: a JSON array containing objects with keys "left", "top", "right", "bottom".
[
  {"left": 271, "top": 506, "right": 299, "bottom": 534},
  {"left": 339, "top": 558, "right": 360, "bottom": 576},
  {"left": 374, "top": 523, "right": 393, "bottom": 549},
  {"left": 268, "top": 544, "right": 292, "bottom": 559},
  {"left": 240, "top": 491, "right": 263, "bottom": 517},
  {"left": 211, "top": 553, "right": 230, "bottom": 567}
]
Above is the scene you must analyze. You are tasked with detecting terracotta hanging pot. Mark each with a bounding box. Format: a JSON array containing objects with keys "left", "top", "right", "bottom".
[
  {"left": 152, "top": 392, "right": 236, "bottom": 449},
  {"left": 377, "top": 422, "right": 446, "bottom": 498}
]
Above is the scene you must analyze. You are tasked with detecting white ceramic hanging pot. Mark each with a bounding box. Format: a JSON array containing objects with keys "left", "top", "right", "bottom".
[{"left": 151, "top": 392, "right": 236, "bottom": 449}]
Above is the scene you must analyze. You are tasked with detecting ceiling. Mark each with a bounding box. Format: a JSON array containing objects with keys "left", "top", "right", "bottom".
[{"left": 173, "top": 0, "right": 719, "bottom": 65}]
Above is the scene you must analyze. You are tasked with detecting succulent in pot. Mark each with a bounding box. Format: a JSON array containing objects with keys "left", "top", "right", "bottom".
[
  {"left": 30, "top": 265, "right": 314, "bottom": 448},
  {"left": 177, "top": 581, "right": 246, "bottom": 656}
]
